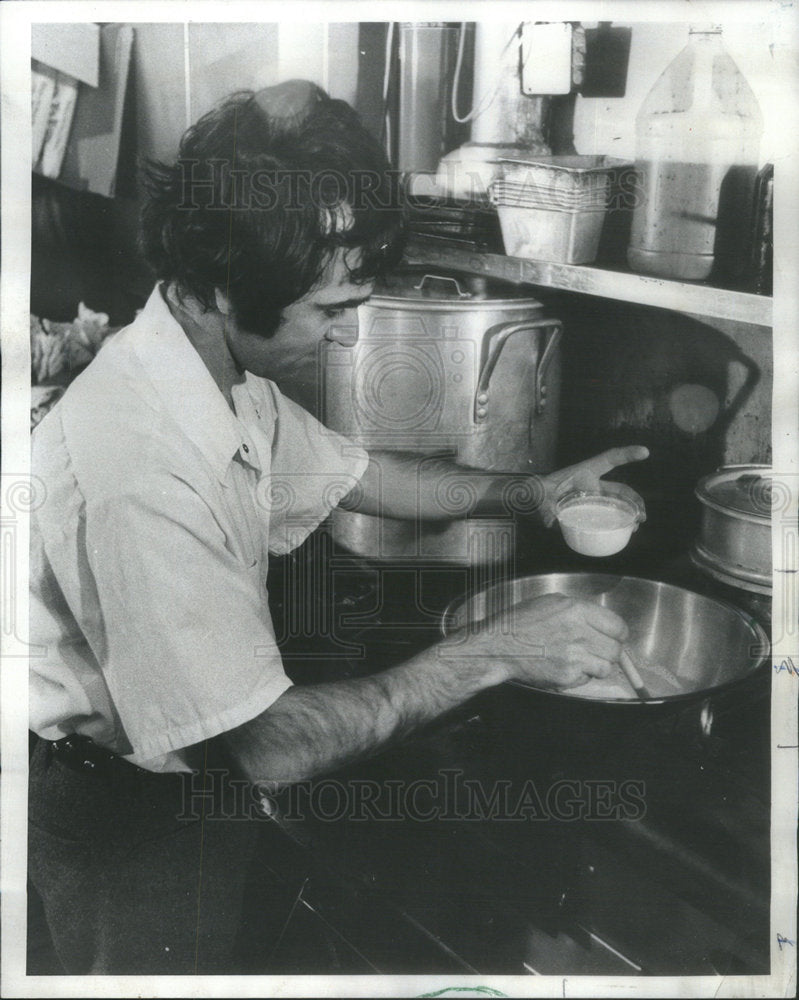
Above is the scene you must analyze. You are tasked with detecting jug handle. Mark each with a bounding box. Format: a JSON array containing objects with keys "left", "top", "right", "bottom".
[{"left": 474, "top": 319, "right": 562, "bottom": 422}]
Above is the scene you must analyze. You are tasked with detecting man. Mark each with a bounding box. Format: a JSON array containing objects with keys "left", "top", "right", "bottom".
[{"left": 28, "top": 82, "right": 647, "bottom": 974}]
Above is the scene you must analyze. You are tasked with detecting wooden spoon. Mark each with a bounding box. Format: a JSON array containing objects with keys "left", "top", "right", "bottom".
[{"left": 619, "top": 647, "right": 652, "bottom": 701}]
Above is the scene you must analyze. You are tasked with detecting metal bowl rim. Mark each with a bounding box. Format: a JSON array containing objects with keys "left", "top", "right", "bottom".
[{"left": 441, "top": 571, "right": 771, "bottom": 706}]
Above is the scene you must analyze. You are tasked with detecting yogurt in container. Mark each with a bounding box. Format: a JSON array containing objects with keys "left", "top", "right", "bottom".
[{"left": 556, "top": 491, "right": 642, "bottom": 556}]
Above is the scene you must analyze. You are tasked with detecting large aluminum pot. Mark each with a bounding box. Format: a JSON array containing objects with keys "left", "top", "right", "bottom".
[
  {"left": 442, "top": 573, "right": 769, "bottom": 708},
  {"left": 324, "top": 271, "right": 562, "bottom": 563},
  {"left": 692, "top": 465, "right": 772, "bottom": 595}
]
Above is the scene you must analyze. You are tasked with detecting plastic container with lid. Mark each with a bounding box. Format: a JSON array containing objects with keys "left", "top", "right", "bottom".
[
  {"left": 627, "top": 25, "right": 763, "bottom": 281},
  {"left": 556, "top": 490, "right": 644, "bottom": 557}
]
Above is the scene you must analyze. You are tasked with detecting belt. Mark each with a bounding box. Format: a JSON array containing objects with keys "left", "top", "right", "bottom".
[{"left": 47, "top": 734, "right": 148, "bottom": 777}]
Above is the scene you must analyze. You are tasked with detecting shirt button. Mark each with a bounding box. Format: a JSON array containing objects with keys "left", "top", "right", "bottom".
[{"left": 242, "top": 443, "right": 249, "bottom": 454}]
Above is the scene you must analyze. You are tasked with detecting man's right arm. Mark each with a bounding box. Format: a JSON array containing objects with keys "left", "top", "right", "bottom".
[{"left": 221, "top": 594, "right": 628, "bottom": 786}]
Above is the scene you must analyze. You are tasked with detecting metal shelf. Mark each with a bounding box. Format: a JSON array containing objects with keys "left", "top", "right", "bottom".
[{"left": 404, "top": 241, "right": 773, "bottom": 328}]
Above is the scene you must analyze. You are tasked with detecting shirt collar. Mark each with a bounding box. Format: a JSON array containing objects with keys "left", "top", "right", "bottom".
[{"left": 129, "top": 284, "right": 263, "bottom": 481}]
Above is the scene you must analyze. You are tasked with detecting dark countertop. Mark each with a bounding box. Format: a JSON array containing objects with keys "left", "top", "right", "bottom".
[
  {"left": 260, "top": 680, "right": 769, "bottom": 976},
  {"left": 256, "top": 530, "right": 771, "bottom": 976}
]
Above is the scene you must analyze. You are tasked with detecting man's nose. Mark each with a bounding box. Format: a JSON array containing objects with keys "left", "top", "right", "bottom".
[{"left": 327, "top": 315, "right": 359, "bottom": 348}]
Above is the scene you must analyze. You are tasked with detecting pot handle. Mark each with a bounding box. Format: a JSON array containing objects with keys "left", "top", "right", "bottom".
[
  {"left": 474, "top": 319, "right": 562, "bottom": 422},
  {"left": 413, "top": 273, "right": 471, "bottom": 299}
]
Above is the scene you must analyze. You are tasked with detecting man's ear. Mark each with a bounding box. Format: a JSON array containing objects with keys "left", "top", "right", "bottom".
[{"left": 214, "top": 288, "right": 231, "bottom": 316}]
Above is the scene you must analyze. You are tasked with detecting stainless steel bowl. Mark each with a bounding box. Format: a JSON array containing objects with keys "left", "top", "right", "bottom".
[{"left": 442, "top": 573, "right": 769, "bottom": 706}]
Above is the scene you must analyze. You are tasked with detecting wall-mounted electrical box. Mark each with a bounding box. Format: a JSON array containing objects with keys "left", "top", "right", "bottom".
[{"left": 521, "top": 22, "right": 584, "bottom": 95}]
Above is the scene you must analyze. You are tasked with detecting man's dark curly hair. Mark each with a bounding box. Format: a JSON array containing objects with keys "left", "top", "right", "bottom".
[{"left": 139, "top": 85, "right": 404, "bottom": 338}]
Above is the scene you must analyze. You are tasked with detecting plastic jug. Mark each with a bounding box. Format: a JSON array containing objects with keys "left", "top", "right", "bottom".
[{"left": 627, "top": 26, "right": 762, "bottom": 281}]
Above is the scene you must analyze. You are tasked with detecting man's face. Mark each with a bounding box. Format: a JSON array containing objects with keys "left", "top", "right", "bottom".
[{"left": 223, "top": 248, "right": 373, "bottom": 382}]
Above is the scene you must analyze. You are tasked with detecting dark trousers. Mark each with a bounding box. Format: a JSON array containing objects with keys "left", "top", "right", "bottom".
[{"left": 28, "top": 738, "right": 266, "bottom": 975}]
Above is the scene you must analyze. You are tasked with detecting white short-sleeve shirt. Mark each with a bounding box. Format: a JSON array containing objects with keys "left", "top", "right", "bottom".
[{"left": 29, "top": 284, "right": 368, "bottom": 772}]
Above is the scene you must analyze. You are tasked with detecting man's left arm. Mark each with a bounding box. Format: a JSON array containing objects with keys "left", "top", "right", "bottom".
[{"left": 339, "top": 446, "right": 649, "bottom": 526}]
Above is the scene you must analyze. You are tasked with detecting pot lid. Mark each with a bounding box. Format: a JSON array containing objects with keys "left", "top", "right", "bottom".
[
  {"left": 696, "top": 465, "right": 772, "bottom": 520},
  {"left": 373, "top": 269, "right": 543, "bottom": 305}
]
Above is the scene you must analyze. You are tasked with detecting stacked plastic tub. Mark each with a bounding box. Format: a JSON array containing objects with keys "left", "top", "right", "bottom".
[{"left": 490, "top": 155, "right": 629, "bottom": 264}]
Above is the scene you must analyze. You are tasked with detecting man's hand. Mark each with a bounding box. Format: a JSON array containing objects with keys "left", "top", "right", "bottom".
[
  {"left": 447, "top": 592, "right": 630, "bottom": 691},
  {"left": 540, "top": 445, "right": 650, "bottom": 527}
]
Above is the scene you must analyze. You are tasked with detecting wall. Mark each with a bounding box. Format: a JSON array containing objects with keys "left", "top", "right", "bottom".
[
  {"left": 549, "top": 292, "right": 773, "bottom": 478},
  {"left": 131, "top": 22, "right": 359, "bottom": 163},
  {"left": 131, "top": 23, "right": 187, "bottom": 166},
  {"left": 567, "top": 21, "right": 774, "bottom": 477},
  {"left": 35, "top": 21, "right": 366, "bottom": 322}
]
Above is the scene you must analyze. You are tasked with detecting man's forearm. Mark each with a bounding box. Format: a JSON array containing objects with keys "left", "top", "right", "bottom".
[
  {"left": 222, "top": 640, "right": 510, "bottom": 786},
  {"left": 340, "top": 451, "right": 548, "bottom": 522}
]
